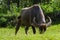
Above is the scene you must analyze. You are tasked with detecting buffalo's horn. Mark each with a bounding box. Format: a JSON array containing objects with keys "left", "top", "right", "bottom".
[{"left": 46, "top": 16, "right": 52, "bottom": 27}]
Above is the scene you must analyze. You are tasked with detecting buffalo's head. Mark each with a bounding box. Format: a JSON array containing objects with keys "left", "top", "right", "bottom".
[
  {"left": 33, "top": 16, "right": 52, "bottom": 34},
  {"left": 39, "top": 16, "right": 52, "bottom": 33}
]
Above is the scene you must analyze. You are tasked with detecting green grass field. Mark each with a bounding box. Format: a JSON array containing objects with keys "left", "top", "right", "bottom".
[{"left": 0, "top": 24, "right": 60, "bottom": 40}]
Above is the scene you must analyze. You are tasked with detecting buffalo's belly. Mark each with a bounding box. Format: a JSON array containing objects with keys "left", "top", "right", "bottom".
[{"left": 21, "top": 15, "right": 31, "bottom": 26}]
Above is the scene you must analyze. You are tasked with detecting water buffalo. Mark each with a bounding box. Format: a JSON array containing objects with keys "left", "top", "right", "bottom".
[{"left": 15, "top": 4, "right": 52, "bottom": 35}]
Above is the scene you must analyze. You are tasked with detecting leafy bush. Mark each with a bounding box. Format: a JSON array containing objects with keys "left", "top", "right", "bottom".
[
  {"left": 0, "top": 17, "right": 7, "bottom": 27},
  {"left": 0, "top": 0, "right": 60, "bottom": 27}
]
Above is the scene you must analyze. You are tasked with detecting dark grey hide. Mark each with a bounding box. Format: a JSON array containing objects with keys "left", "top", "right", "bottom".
[{"left": 15, "top": 4, "right": 52, "bottom": 35}]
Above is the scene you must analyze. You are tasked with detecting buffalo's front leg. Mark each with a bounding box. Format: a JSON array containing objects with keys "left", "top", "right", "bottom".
[
  {"left": 44, "top": 27, "right": 46, "bottom": 32},
  {"left": 39, "top": 27, "right": 43, "bottom": 34}
]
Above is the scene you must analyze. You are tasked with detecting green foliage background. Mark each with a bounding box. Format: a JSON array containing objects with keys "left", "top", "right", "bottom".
[{"left": 0, "top": 0, "right": 60, "bottom": 27}]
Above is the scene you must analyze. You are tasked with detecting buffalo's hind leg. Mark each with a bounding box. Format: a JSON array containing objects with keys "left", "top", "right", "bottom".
[
  {"left": 31, "top": 26, "right": 36, "bottom": 34},
  {"left": 25, "top": 26, "right": 29, "bottom": 34},
  {"left": 15, "top": 19, "right": 21, "bottom": 35}
]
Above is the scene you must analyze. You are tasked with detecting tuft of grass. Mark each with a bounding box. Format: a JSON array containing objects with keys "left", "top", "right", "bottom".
[{"left": 0, "top": 24, "right": 60, "bottom": 40}]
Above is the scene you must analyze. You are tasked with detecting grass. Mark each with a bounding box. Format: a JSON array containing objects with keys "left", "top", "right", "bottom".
[{"left": 0, "top": 24, "right": 60, "bottom": 40}]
